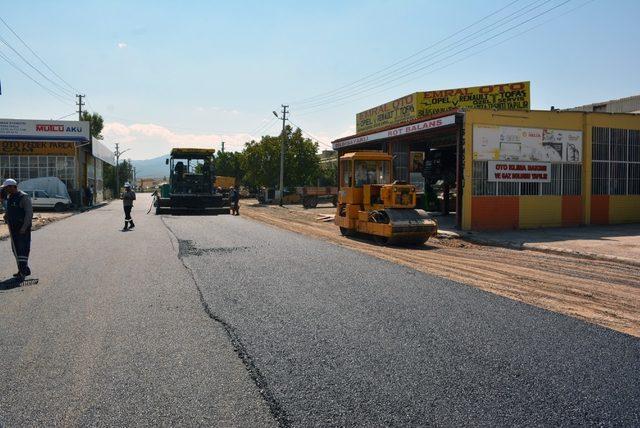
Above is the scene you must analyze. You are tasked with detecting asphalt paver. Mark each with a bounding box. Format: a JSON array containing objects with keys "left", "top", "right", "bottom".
[
  {"left": 0, "top": 197, "right": 275, "bottom": 427},
  {"left": 163, "top": 210, "right": 640, "bottom": 427}
]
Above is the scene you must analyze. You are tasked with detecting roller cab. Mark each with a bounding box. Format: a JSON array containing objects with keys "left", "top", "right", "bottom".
[{"left": 335, "top": 151, "right": 437, "bottom": 245}]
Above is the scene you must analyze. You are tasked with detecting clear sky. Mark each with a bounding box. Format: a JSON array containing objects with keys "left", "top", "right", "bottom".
[{"left": 0, "top": 0, "right": 638, "bottom": 159}]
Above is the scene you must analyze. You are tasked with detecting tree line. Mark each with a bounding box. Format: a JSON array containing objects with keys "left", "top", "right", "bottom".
[
  {"left": 83, "top": 111, "right": 337, "bottom": 194},
  {"left": 211, "top": 125, "right": 336, "bottom": 190}
]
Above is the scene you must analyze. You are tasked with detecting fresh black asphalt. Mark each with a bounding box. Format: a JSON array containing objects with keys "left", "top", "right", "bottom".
[
  {"left": 163, "top": 210, "right": 640, "bottom": 427},
  {"left": 1, "top": 194, "right": 638, "bottom": 426}
]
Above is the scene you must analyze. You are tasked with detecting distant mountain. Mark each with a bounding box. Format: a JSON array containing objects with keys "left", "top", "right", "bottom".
[{"left": 131, "top": 155, "right": 169, "bottom": 179}]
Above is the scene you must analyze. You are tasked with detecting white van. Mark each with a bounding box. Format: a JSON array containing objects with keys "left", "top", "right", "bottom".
[{"left": 25, "top": 190, "right": 71, "bottom": 211}]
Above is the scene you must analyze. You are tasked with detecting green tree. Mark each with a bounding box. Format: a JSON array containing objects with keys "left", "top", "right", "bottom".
[
  {"left": 214, "top": 150, "right": 245, "bottom": 182},
  {"left": 104, "top": 159, "right": 134, "bottom": 194},
  {"left": 241, "top": 126, "right": 320, "bottom": 189},
  {"left": 318, "top": 160, "right": 338, "bottom": 186},
  {"left": 80, "top": 111, "right": 104, "bottom": 140}
]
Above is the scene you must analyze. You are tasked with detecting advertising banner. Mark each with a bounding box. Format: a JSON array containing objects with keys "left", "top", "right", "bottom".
[
  {"left": 488, "top": 161, "right": 551, "bottom": 183},
  {"left": 416, "top": 81, "right": 530, "bottom": 117},
  {"left": 356, "top": 93, "right": 417, "bottom": 133},
  {"left": 0, "top": 119, "right": 90, "bottom": 141},
  {"left": 334, "top": 115, "right": 456, "bottom": 150},
  {"left": 0, "top": 140, "right": 76, "bottom": 156},
  {"left": 356, "top": 81, "right": 530, "bottom": 133},
  {"left": 473, "top": 124, "right": 582, "bottom": 162}
]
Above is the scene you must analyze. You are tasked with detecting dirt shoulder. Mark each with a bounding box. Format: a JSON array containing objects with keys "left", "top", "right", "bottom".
[{"left": 240, "top": 200, "right": 640, "bottom": 338}]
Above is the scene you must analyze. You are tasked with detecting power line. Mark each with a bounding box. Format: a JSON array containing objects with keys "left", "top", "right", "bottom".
[
  {"left": 295, "top": 0, "right": 552, "bottom": 110},
  {"left": 286, "top": 118, "right": 333, "bottom": 149},
  {"left": 0, "top": 33, "right": 75, "bottom": 98},
  {"left": 295, "top": 0, "right": 574, "bottom": 116},
  {"left": 0, "top": 15, "right": 78, "bottom": 93},
  {"left": 291, "top": 0, "right": 522, "bottom": 106},
  {"left": 0, "top": 49, "right": 70, "bottom": 104},
  {"left": 295, "top": 0, "right": 565, "bottom": 112},
  {"left": 54, "top": 112, "right": 77, "bottom": 120}
]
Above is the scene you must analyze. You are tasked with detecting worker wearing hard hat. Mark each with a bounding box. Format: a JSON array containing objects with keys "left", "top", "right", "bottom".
[
  {"left": 2, "top": 179, "right": 33, "bottom": 280},
  {"left": 121, "top": 182, "right": 136, "bottom": 231}
]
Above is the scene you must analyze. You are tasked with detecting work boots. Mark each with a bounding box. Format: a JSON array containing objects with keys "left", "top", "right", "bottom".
[
  {"left": 123, "top": 221, "right": 129, "bottom": 231},
  {"left": 129, "top": 220, "right": 135, "bottom": 229}
]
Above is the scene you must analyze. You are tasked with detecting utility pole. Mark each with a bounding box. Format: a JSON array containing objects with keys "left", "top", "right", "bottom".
[
  {"left": 221, "top": 141, "right": 225, "bottom": 153},
  {"left": 76, "top": 94, "right": 85, "bottom": 120},
  {"left": 113, "top": 143, "right": 130, "bottom": 198},
  {"left": 273, "top": 105, "right": 288, "bottom": 206}
]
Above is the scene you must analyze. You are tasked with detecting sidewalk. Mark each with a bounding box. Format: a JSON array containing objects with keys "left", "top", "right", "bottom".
[{"left": 458, "top": 223, "right": 640, "bottom": 267}]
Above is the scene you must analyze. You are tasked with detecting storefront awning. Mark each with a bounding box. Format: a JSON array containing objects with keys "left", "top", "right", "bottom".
[{"left": 332, "top": 112, "right": 458, "bottom": 150}]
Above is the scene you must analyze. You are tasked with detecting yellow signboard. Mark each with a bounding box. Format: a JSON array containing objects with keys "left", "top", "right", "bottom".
[
  {"left": 416, "top": 81, "right": 530, "bottom": 117},
  {"left": 0, "top": 141, "right": 76, "bottom": 156},
  {"left": 356, "top": 93, "right": 418, "bottom": 134},
  {"left": 355, "top": 81, "right": 530, "bottom": 134}
]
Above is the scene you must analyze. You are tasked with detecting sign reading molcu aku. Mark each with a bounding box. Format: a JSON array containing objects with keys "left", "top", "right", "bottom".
[
  {"left": 488, "top": 161, "right": 551, "bottom": 183},
  {"left": 0, "top": 118, "right": 90, "bottom": 141}
]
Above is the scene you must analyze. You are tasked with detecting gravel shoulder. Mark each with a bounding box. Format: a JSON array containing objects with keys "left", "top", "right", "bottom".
[{"left": 240, "top": 200, "right": 640, "bottom": 337}]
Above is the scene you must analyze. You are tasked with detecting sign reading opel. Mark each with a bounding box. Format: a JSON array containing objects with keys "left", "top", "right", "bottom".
[
  {"left": 356, "top": 81, "right": 530, "bottom": 133},
  {"left": 0, "top": 119, "right": 90, "bottom": 141}
]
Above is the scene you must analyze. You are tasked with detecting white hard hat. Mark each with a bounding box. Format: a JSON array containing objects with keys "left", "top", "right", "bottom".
[
  {"left": 2, "top": 178, "right": 17, "bottom": 187},
  {"left": 124, "top": 182, "right": 131, "bottom": 187}
]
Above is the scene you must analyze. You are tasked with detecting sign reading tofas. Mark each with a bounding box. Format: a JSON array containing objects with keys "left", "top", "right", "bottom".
[{"left": 356, "top": 81, "right": 530, "bottom": 133}]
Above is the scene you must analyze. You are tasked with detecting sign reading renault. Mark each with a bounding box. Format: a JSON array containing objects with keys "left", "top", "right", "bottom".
[
  {"left": 356, "top": 81, "right": 530, "bottom": 133},
  {"left": 0, "top": 119, "right": 90, "bottom": 141},
  {"left": 416, "top": 81, "right": 530, "bottom": 117}
]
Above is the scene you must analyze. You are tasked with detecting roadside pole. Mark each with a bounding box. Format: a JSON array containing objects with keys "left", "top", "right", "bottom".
[
  {"left": 113, "top": 143, "right": 130, "bottom": 199},
  {"left": 273, "top": 105, "right": 288, "bottom": 206}
]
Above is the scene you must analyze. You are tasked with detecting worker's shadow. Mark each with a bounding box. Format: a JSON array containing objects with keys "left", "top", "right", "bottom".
[{"left": 0, "top": 277, "right": 23, "bottom": 291}]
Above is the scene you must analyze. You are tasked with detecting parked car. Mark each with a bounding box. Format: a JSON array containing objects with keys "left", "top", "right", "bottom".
[{"left": 25, "top": 190, "right": 71, "bottom": 212}]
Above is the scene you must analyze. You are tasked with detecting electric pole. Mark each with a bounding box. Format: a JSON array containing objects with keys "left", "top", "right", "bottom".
[
  {"left": 76, "top": 94, "right": 85, "bottom": 120},
  {"left": 273, "top": 105, "right": 288, "bottom": 206},
  {"left": 221, "top": 141, "right": 225, "bottom": 153},
  {"left": 114, "top": 143, "right": 130, "bottom": 198}
]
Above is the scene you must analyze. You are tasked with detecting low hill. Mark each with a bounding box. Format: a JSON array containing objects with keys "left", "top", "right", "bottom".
[{"left": 131, "top": 155, "right": 169, "bottom": 179}]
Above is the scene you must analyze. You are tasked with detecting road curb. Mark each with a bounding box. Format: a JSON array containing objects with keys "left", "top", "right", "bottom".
[{"left": 461, "top": 234, "right": 640, "bottom": 267}]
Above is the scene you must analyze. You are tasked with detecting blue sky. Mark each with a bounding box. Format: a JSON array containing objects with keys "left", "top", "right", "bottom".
[{"left": 0, "top": 0, "right": 638, "bottom": 159}]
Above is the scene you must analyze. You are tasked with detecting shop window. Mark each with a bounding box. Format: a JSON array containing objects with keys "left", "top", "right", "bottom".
[
  {"left": 473, "top": 161, "right": 580, "bottom": 196},
  {"left": 592, "top": 127, "right": 640, "bottom": 195},
  {"left": 562, "top": 164, "right": 582, "bottom": 195}
]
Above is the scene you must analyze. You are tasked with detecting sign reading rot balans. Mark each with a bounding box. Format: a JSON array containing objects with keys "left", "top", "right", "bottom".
[{"left": 487, "top": 161, "right": 551, "bottom": 183}]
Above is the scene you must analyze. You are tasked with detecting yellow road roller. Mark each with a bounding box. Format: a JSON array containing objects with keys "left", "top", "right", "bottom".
[{"left": 334, "top": 151, "right": 438, "bottom": 245}]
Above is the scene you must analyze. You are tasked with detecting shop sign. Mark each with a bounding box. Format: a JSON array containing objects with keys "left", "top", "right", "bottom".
[
  {"left": 335, "top": 115, "right": 456, "bottom": 150},
  {"left": 356, "top": 93, "right": 418, "bottom": 133},
  {"left": 0, "top": 118, "right": 90, "bottom": 141},
  {"left": 488, "top": 161, "right": 551, "bottom": 183},
  {"left": 0, "top": 140, "right": 76, "bottom": 156},
  {"left": 416, "top": 81, "right": 530, "bottom": 117},
  {"left": 356, "top": 81, "right": 530, "bottom": 133},
  {"left": 473, "top": 124, "right": 582, "bottom": 162}
]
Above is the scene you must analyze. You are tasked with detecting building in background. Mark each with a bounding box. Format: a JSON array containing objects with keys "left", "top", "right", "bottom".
[
  {"left": 565, "top": 94, "right": 640, "bottom": 114},
  {"left": 0, "top": 118, "right": 115, "bottom": 205},
  {"left": 332, "top": 82, "right": 640, "bottom": 231}
]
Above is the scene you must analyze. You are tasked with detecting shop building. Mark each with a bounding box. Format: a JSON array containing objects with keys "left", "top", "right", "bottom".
[
  {"left": 331, "top": 83, "right": 640, "bottom": 231},
  {"left": 0, "top": 118, "right": 115, "bottom": 204}
]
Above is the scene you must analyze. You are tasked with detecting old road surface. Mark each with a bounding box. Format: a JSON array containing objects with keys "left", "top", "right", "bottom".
[{"left": 1, "top": 194, "right": 639, "bottom": 427}]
